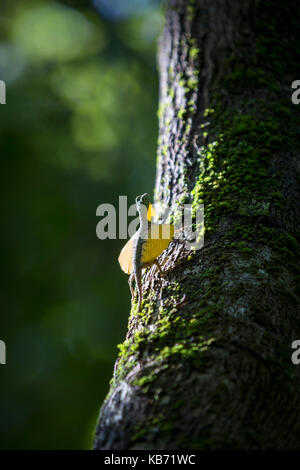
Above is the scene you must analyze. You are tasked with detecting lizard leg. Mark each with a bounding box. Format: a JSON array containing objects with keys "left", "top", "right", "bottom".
[
  {"left": 128, "top": 273, "right": 135, "bottom": 300},
  {"left": 175, "top": 293, "right": 187, "bottom": 308}
]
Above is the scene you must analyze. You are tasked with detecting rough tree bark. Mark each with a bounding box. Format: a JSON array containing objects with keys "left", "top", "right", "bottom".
[{"left": 94, "top": 0, "right": 300, "bottom": 450}]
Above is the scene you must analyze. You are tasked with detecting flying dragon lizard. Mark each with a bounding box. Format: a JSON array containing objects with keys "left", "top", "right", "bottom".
[{"left": 118, "top": 193, "right": 178, "bottom": 311}]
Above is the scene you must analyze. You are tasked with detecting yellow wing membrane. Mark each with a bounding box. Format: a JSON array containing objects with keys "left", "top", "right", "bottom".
[
  {"left": 118, "top": 232, "right": 138, "bottom": 274},
  {"left": 142, "top": 223, "right": 174, "bottom": 264}
]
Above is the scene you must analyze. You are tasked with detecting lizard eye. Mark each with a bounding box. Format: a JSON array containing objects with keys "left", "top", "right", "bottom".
[{"left": 141, "top": 194, "right": 148, "bottom": 205}]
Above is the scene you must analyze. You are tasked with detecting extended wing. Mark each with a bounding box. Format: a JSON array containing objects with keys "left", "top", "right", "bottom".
[
  {"left": 142, "top": 223, "right": 174, "bottom": 264},
  {"left": 118, "top": 232, "right": 138, "bottom": 274}
]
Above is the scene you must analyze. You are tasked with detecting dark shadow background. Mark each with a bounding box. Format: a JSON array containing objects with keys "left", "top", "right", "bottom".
[{"left": 0, "top": 0, "right": 162, "bottom": 449}]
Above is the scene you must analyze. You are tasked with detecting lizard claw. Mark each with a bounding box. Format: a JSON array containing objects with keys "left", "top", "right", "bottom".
[{"left": 175, "top": 293, "right": 187, "bottom": 308}]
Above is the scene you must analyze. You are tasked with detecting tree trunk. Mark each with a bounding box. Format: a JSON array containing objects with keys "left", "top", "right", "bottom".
[{"left": 94, "top": 0, "right": 300, "bottom": 450}]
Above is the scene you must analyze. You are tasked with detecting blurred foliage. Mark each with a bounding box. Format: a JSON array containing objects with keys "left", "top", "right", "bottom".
[{"left": 0, "top": 0, "right": 163, "bottom": 449}]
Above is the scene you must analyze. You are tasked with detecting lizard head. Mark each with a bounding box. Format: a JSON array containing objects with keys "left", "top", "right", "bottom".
[
  {"left": 136, "top": 193, "right": 155, "bottom": 222},
  {"left": 136, "top": 193, "right": 150, "bottom": 208}
]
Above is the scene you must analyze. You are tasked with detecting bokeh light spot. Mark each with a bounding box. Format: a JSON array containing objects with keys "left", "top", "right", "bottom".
[{"left": 12, "top": 2, "right": 106, "bottom": 62}]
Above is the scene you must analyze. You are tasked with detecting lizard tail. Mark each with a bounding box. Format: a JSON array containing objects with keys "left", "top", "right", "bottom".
[{"left": 135, "top": 270, "right": 142, "bottom": 312}]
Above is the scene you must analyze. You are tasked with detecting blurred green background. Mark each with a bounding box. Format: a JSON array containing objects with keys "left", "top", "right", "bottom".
[{"left": 0, "top": 0, "right": 162, "bottom": 449}]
